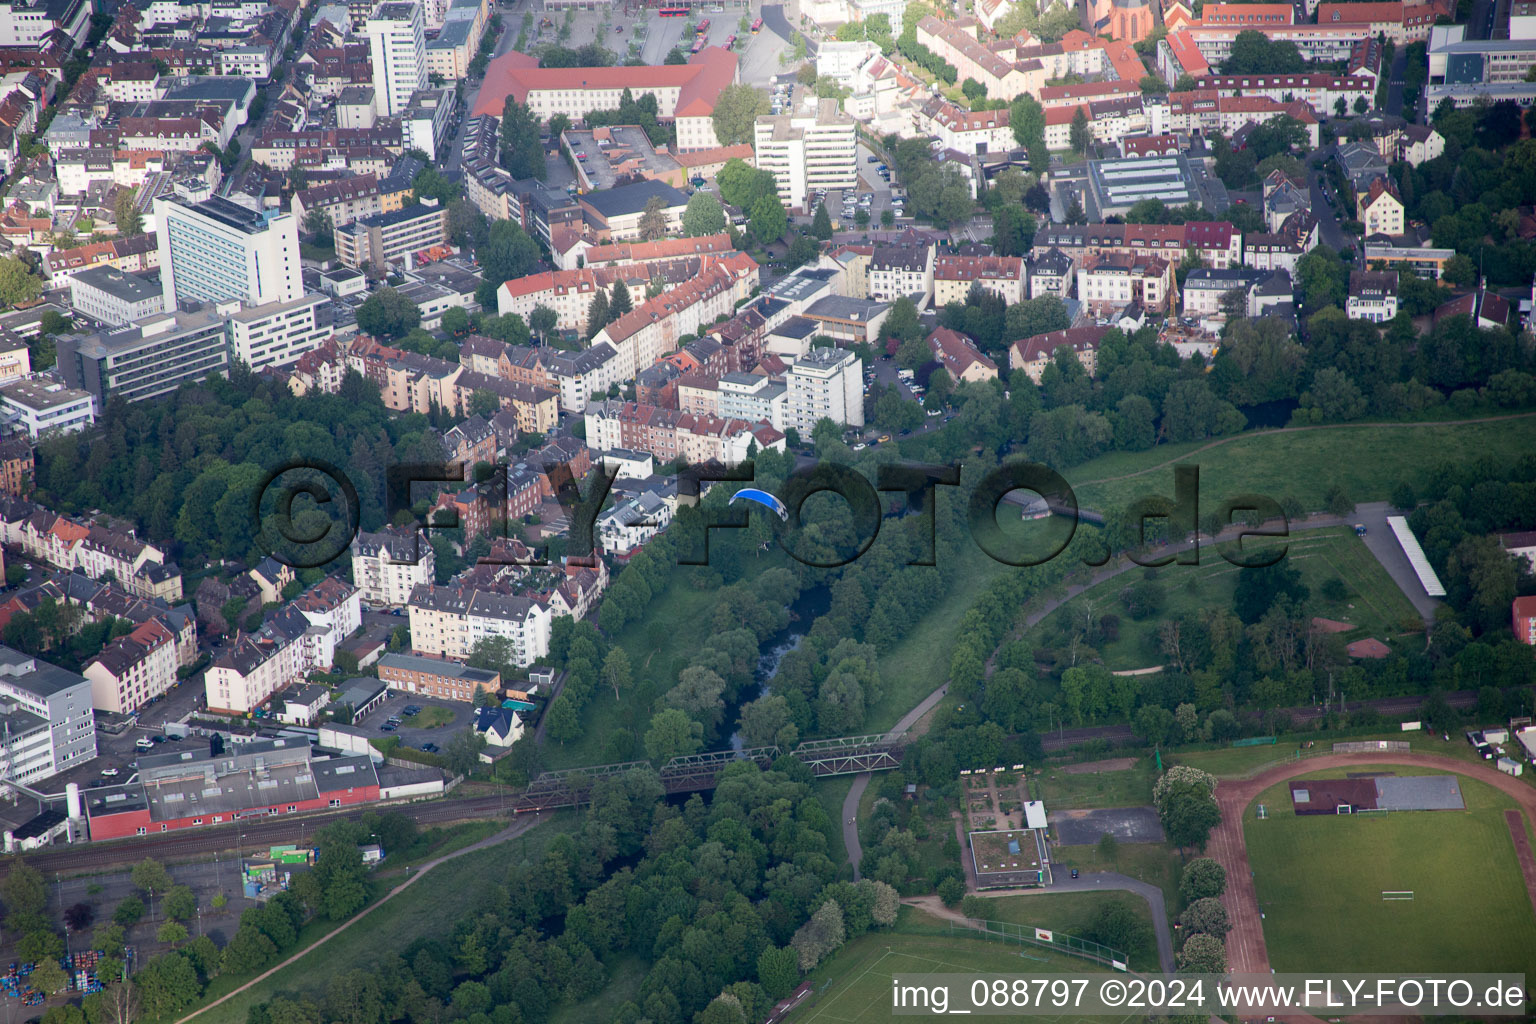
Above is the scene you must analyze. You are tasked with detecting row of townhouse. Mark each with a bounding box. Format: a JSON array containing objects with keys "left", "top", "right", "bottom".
[
  {"left": 203, "top": 577, "right": 360, "bottom": 714},
  {"left": 345, "top": 336, "right": 559, "bottom": 432},
  {"left": 1156, "top": 92, "right": 1322, "bottom": 148},
  {"left": 0, "top": 566, "right": 199, "bottom": 713},
  {"left": 589, "top": 252, "right": 761, "bottom": 383},
  {"left": 583, "top": 400, "right": 787, "bottom": 467},
  {"left": 495, "top": 256, "right": 709, "bottom": 338},
  {"left": 0, "top": 496, "right": 181, "bottom": 599},
  {"left": 1188, "top": 74, "right": 1373, "bottom": 116},
  {"left": 1045, "top": 94, "right": 1150, "bottom": 150}
]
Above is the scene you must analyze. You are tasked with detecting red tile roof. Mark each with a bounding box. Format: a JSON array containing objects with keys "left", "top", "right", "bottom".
[{"left": 473, "top": 47, "right": 736, "bottom": 118}]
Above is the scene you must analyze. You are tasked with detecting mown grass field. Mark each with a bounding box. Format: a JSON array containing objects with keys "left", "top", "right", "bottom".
[
  {"left": 1066, "top": 417, "right": 1536, "bottom": 514},
  {"left": 1045, "top": 842, "right": 1182, "bottom": 931},
  {"left": 1245, "top": 770, "right": 1536, "bottom": 974},
  {"left": 1172, "top": 731, "right": 1536, "bottom": 779},
  {"left": 787, "top": 907, "right": 1144, "bottom": 1024},
  {"left": 973, "top": 891, "right": 1160, "bottom": 972},
  {"left": 1036, "top": 759, "right": 1156, "bottom": 810}
]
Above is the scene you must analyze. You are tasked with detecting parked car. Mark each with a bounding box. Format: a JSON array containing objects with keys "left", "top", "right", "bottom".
[
  {"left": 421, "top": 742, "right": 439, "bottom": 753},
  {"left": 927, "top": 408, "right": 942, "bottom": 417},
  {"left": 380, "top": 723, "right": 397, "bottom": 732},
  {"left": 1070, "top": 868, "right": 1079, "bottom": 879},
  {"left": 852, "top": 442, "right": 867, "bottom": 451},
  {"left": 877, "top": 434, "right": 891, "bottom": 443},
  {"left": 1353, "top": 523, "right": 1367, "bottom": 535},
  {"left": 100, "top": 767, "right": 119, "bottom": 777},
  {"left": 867, "top": 155, "right": 878, "bottom": 162}
]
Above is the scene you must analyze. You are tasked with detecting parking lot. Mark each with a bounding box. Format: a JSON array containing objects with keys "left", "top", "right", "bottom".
[{"left": 359, "top": 693, "right": 477, "bottom": 753}]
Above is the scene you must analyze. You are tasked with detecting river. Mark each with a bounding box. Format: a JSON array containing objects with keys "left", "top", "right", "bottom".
[{"left": 727, "top": 585, "right": 829, "bottom": 749}]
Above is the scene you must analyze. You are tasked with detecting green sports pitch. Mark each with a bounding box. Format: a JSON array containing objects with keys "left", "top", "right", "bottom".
[
  {"left": 1246, "top": 774, "right": 1536, "bottom": 975},
  {"left": 786, "top": 929, "right": 1141, "bottom": 1024}
]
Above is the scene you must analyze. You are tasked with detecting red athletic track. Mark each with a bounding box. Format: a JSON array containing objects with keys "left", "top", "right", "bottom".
[{"left": 1208, "top": 752, "right": 1536, "bottom": 1023}]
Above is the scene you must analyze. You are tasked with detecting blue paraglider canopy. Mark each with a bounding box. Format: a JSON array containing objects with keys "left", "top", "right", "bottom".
[{"left": 729, "top": 487, "right": 789, "bottom": 522}]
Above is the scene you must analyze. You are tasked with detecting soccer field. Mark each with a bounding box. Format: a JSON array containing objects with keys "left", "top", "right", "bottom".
[
  {"left": 787, "top": 928, "right": 1141, "bottom": 1024},
  {"left": 1246, "top": 777, "right": 1536, "bottom": 975}
]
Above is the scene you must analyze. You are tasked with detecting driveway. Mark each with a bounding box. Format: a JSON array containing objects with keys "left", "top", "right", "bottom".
[
  {"left": 1349, "top": 502, "right": 1442, "bottom": 622},
  {"left": 1384, "top": 44, "right": 1408, "bottom": 118}
]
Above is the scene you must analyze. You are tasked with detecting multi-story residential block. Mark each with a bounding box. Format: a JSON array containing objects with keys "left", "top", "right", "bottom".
[
  {"left": 83, "top": 618, "right": 177, "bottom": 714},
  {"left": 0, "top": 379, "right": 95, "bottom": 438},
  {"left": 916, "top": 97, "right": 1014, "bottom": 155},
  {"left": 1347, "top": 270, "right": 1398, "bottom": 322},
  {"left": 67, "top": 266, "right": 166, "bottom": 326},
  {"left": 583, "top": 400, "right": 785, "bottom": 465},
  {"left": 334, "top": 199, "right": 449, "bottom": 271},
  {"left": 1035, "top": 221, "right": 1243, "bottom": 270},
  {"left": 1028, "top": 248, "right": 1075, "bottom": 299},
  {"left": 156, "top": 192, "right": 302, "bottom": 308},
  {"left": 1358, "top": 177, "right": 1404, "bottom": 237},
  {"left": 1191, "top": 73, "right": 1373, "bottom": 113},
  {"left": 224, "top": 294, "right": 332, "bottom": 372},
  {"left": 753, "top": 100, "right": 857, "bottom": 212},
  {"left": 1076, "top": 253, "right": 1173, "bottom": 315},
  {"left": 291, "top": 174, "right": 382, "bottom": 231},
  {"left": 377, "top": 651, "right": 500, "bottom": 701},
  {"left": 869, "top": 242, "right": 935, "bottom": 303},
  {"left": 597, "top": 490, "right": 674, "bottom": 556},
  {"left": 366, "top": 0, "right": 427, "bottom": 118},
  {"left": 204, "top": 630, "right": 304, "bottom": 714},
  {"left": 1010, "top": 325, "right": 1109, "bottom": 383},
  {"left": 351, "top": 526, "right": 434, "bottom": 607},
  {"left": 926, "top": 327, "right": 999, "bottom": 383},
  {"left": 0, "top": 646, "right": 96, "bottom": 790},
  {"left": 407, "top": 584, "right": 552, "bottom": 666},
  {"left": 1182, "top": 267, "right": 1265, "bottom": 317},
  {"left": 785, "top": 346, "right": 863, "bottom": 433},
  {"left": 0, "top": 435, "right": 31, "bottom": 495},
  {"left": 717, "top": 371, "right": 788, "bottom": 428}
]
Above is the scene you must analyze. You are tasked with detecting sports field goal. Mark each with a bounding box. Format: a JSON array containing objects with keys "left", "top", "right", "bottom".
[
  {"left": 1356, "top": 807, "right": 1389, "bottom": 816},
  {"left": 1336, "top": 805, "right": 1353, "bottom": 814},
  {"left": 1255, "top": 804, "right": 1268, "bottom": 819},
  {"left": 1382, "top": 891, "right": 1414, "bottom": 900}
]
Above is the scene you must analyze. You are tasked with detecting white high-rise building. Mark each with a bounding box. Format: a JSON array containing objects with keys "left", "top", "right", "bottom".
[
  {"left": 785, "top": 347, "right": 864, "bottom": 434},
  {"left": 367, "top": 1, "right": 428, "bottom": 119},
  {"left": 155, "top": 193, "right": 302, "bottom": 309},
  {"left": 753, "top": 99, "right": 858, "bottom": 212}
]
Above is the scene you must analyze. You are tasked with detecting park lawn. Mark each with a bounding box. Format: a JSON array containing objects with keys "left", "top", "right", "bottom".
[
  {"left": 1068, "top": 417, "right": 1536, "bottom": 514},
  {"left": 972, "top": 891, "right": 1160, "bottom": 972},
  {"left": 184, "top": 814, "right": 574, "bottom": 1024},
  {"left": 1047, "top": 842, "right": 1181, "bottom": 930},
  {"left": 1037, "top": 760, "right": 1156, "bottom": 810},
  {"left": 544, "top": 575, "right": 727, "bottom": 768},
  {"left": 786, "top": 905, "right": 1144, "bottom": 1024},
  {"left": 1026, "top": 528, "right": 1417, "bottom": 672},
  {"left": 408, "top": 706, "right": 455, "bottom": 728},
  {"left": 1245, "top": 772, "right": 1536, "bottom": 974}
]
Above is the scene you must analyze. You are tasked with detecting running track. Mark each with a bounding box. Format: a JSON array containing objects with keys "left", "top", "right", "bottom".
[{"left": 1207, "top": 752, "right": 1536, "bottom": 1021}]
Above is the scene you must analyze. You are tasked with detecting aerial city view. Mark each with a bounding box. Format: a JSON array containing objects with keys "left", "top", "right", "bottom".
[{"left": 0, "top": 0, "right": 1534, "bottom": 1016}]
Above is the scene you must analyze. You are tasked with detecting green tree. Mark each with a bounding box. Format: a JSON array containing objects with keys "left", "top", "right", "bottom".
[
  {"left": 756, "top": 945, "right": 799, "bottom": 999},
  {"left": 113, "top": 895, "right": 144, "bottom": 928},
  {"left": 1153, "top": 766, "right": 1221, "bottom": 852},
  {"left": 163, "top": 885, "right": 196, "bottom": 922},
  {"left": 441, "top": 306, "right": 471, "bottom": 336},
  {"left": 530, "top": 304, "right": 558, "bottom": 341},
  {"left": 356, "top": 288, "right": 422, "bottom": 338},
  {"left": 132, "top": 858, "right": 173, "bottom": 918},
  {"left": 683, "top": 191, "right": 727, "bottom": 236},
  {"left": 544, "top": 694, "right": 582, "bottom": 743},
  {"left": 1069, "top": 107, "right": 1090, "bottom": 153},
  {"left": 602, "top": 647, "right": 632, "bottom": 701},
  {"left": 1179, "top": 897, "right": 1230, "bottom": 937},
  {"left": 811, "top": 202, "right": 834, "bottom": 240},
  {"left": 1179, "top": 858, "right": 1226, "bottom": 902},
  {"left": 637, "top": 195, "right": 670, "bottom": 241},
  {"left": 644, "top": 708, "right": 704, "bottom": 762},
  {"left": 114, "top": 190, "right": 144, "bottom": 237},
  {"left": 609, "top": 279, "right": 633, "bottom": 319},
  {"left": 1178, "top": 932, "right": 1227, "bottom": 973},
  {"left": 0, "top": 257, "right": 42, "bottom": 307},
  {"left": 156, "top": 921, "right": 189, "bottom": 946},
  {"left": 712, "top": 83, "right": 770, "bottom": 146},
  {"left": 29, "top": 960, "right": 67, "bottom": 996},
  {"left": 749, "top": 195, "right": 788, "bottom": 246},
  {"left": 499, "top": 98, "right": 545, "bottom": 179},
  {"left": 442, "top": 728, "right": 487, "bottom": 775},
  {"left": 586, "top": 290, "right": 611, "bottom": 339}
]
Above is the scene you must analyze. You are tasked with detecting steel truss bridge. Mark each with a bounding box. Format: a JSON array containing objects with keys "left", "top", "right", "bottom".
[{"left": 509, "top": 733, "right": 903, "bottom": 813}]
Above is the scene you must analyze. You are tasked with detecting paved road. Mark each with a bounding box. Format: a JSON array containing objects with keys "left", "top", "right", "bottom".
[
  {"left": 1208, "top": 751, "right": 1536, "bottom": 1022},
  {"left": 1306, "top": 150, "right": 1350, "bottom": 253},
  {"left": 1384, "top": 43, "right": 1408, "bottom": 118},
  {"left": 841, "top": 683, "right": 950, "bottom": 879}
]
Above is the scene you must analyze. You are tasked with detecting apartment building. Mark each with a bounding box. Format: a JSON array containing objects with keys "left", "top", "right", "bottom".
[
  {"left": 407, "top": 584, "right": 552, "bottom": 666},
  {"left": 351, "top": 527, "right": 435, "bottom": 606},
  {"left": 204, "top": 631, "right": 304, "bottom": 714},
  {"left": 926, "top": 327, "right": 999, "bottom": 383},
  {"left": 785, "top": 346, "right": 863, "bottom": 433},
  {"left": 0, "top": 646, "right": 96, "bottom": 790},
  {"left": 67, "top": 266, "right": 166, "bottom": 326},
  {"left": 291, "top": 174, "right": 382, "bottom": 230},
  {"left": 583, "top": 399, "right": 787, "bottom": 465},
  {"left": 83, "top": 618, "right": 178, "bottom": 714},
  {"left": 916, "top": 97, "right": 1014, "bottom": 155},
  {"left": 334, "top": 199, "right": 449, "bottom": 271},
  {"left": 1035, "top": 221, "right": 1242, "bottom": 271},
  {"left": 1347, "top": 270, "right": 1398, "bottom": 322},
  {"left": 366, "top": 0, "right": 427, "bottom": 118},
  {"left": 377, "top": 651, "right": 500, "bottom": 701},
  {"left": 155, "top": 192, "right": 302, "bottom": 307},
  {"left": 869, "top": 242, "right": 935, "bottom": 303},
  {"left": 1076, "top": 252, "right": 1173, "bottom": 315},
  {"left": 1358, "top": 177, "right": 1404, "bottom": 237},
  {"left": 0, "top": 379, "right": 95, "bottom": 438},
  {"left": 1010, "top": 325, "right": 1109, "bottom": 383},
  {"left": 753, "top": 100, "right": 858, "bottom": 212}
]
